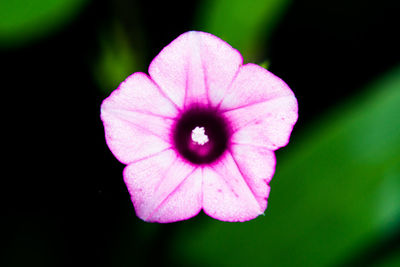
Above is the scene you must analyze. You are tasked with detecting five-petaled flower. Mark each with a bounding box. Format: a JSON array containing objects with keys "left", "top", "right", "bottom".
[{"left": 101, "top": 31, "right": 298, "bottom": 223}]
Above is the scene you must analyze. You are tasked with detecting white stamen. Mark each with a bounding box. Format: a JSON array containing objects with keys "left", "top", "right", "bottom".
[{"left": 191, "top": 126, "right": 209, "bottom": 145}]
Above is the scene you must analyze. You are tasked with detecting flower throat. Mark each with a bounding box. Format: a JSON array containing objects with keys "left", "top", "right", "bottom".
[{"left": 172, "top": 107, "right": 230, "bottom": 165}]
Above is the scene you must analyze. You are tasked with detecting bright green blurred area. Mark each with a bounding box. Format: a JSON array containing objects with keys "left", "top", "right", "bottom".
[
  {"left": 6, "top": 0, "right": 399, "bottom": 265},
  {"left": 94, "top": 22, "right": 141, "bottom": 93},
  {"left": 0, "top": 0, "right": 87, "bottom": 48},
  {"left": 169, "top": 65, "right": 400, "bottom": 266},
  {"left": 196, "top": 0, "right": 292, "bottom": 61}
]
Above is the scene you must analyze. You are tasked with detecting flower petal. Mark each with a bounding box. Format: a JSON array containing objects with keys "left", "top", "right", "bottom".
[
  {"left": 101, "top": 72, "right": 177, "bottom": 164},
  {"left": 123, "top": 149, "right": 202, "bottom": 223},
  {"left": 102, "top": 72, "right": 178, "bottom": 117},
  {"left": 218, "top": 63, "right": 295, "bottom": 111},
  {"left": 202, "top": 153, "right": 264, "bottom": 222},
  {"left": 149, "top": 31, "right": 243, "bottom": 109},
  {"left": 220, "top": 64, "right": 298, "bottom": 149},
  {"left": 230, "top": 143, "right": 275, "bottom": 209}
]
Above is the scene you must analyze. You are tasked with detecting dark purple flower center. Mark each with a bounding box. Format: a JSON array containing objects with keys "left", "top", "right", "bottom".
[{"left": 172, "top": 106, "right": 230, "bottom": 165}]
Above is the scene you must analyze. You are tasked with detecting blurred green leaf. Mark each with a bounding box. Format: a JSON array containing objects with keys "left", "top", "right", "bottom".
[
  {"left": 0, "top": 0, "right": 88, "bottom": 48},
  {"left": 377, "top": 252, "right": 400, "bottom": 267},
  {"left": 169, "top": 66, "right": 400, "bottom": 266},
  {"left": 94, "top": 22, "right": 142, "bottom": 94},
  {"left": 259, "top": 60, "right": 270, "bottom": 69},
  {"left": 196, "top": 0, "right": 292, "bottom": 61}
]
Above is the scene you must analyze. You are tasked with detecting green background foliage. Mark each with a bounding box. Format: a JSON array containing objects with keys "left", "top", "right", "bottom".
[
  {"left": 0, "top": 0, "right": 87, "bottom": 48},
  {"left": 170, "top": 66, "right": 400, "bottom": 266},
  {"left": 196, "top": 0, "right": 291, "bottom": 61},
  {"left": 1, "top": 0, "right": 399, "bottom": 266}
]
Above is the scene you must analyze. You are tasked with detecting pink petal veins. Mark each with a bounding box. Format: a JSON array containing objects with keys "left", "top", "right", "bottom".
[
  {"left": 226, "top": 96, "right": 298, "bottom": 150},
  {"left": 230, "top": 143, "right": 275, "bottom": 208},
  {"left": 101, "top": 110, "right": 173, "bottom": 164},
  {"left": 149, "top": 168, "right": 203, "bottom": 223},
  {"left": 101, "top": 31, "right": 299, "bottom": 223},
  {"left": 101, "top": 73, "right": 177, "bottom": 164},
  {"left": 218, "top": 63, "right": 295, "bottom": 111},
  {"left": 149, "top": 31, "right": 243, "bottom": 109},
  {"left": 220, "top": 64, "right": 298, "bottom": 150},
  {"left": 102, "top": 72, "right": 178, "bottom": 117},
  {"left": 123, "top": 149, "right": 202, "bottom": 223},
  {"left": 202, "top": 153, "right": 264, "bottom": 222}
]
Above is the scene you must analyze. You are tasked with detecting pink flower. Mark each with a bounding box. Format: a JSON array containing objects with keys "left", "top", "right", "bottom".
[{"left": 100, "top": 31, "right": 298, "bottom": 223}]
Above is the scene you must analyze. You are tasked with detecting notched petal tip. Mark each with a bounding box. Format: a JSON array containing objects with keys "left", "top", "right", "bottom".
[
  {"left": 100, "top": 72, "right": 179, "bottom": 164},
  {"left": 201, "top": 153, "right": 267, "bottom": 222},
  {"left": 220, "top": 63, "right": 298, "bottom": 150},
  {"left": 148, "top": 31, "right": 243, "bottom": 109}
]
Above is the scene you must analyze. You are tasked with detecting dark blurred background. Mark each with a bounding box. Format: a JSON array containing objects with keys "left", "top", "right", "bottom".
[{"left": 1, "top": 0, "right": 399, "bottom": 266}]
